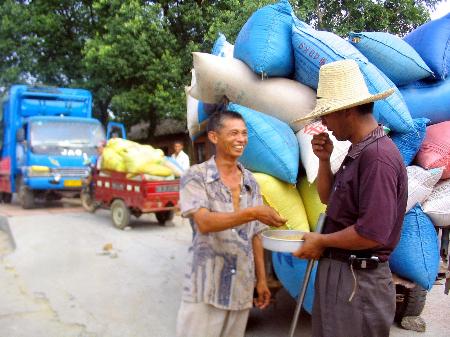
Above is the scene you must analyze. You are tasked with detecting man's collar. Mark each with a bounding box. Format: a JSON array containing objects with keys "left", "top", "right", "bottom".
[
  {"left": 205, "top": 156, "right": 253, "bottom": 190},
  {"left": 347, "top": 125, "right": 386, "bottom": 159}
]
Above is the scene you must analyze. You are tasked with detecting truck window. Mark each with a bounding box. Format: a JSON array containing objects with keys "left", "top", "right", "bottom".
[{"left": 29, "top": 120, "right": 106, "bottom": 156}]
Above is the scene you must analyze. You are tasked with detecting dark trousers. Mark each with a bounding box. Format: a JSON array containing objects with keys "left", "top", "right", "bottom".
[{"left": 312, "top": 258, "right": 395, "bottom": 337}]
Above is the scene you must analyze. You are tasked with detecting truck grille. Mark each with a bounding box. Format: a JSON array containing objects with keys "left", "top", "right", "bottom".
[{"left": 53, "top": 168, "right": 89, "bottom": 177}]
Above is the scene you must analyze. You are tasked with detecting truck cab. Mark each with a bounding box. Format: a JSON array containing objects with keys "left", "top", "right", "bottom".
[{"left": 0, "top": 85, "right": 106, "bottom": 208}]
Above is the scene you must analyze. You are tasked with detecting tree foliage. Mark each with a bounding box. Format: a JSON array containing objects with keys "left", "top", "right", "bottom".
[{"left": 0, "top": 0, "right": 442, "bottom": 140}]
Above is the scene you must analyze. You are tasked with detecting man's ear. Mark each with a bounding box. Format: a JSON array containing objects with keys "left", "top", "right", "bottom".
[{"left": 207, "top": 131, "right": 218, "bottom": 145}]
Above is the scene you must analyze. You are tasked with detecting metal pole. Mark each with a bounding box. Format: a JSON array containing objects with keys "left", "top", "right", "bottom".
[{"left": 288, "top": 213, "right": 326, "bottom": 337}]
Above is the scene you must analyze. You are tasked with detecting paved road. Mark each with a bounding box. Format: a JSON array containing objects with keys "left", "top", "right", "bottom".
[{"left": 0, "top": 200, "right": 449, "bottom": 337}]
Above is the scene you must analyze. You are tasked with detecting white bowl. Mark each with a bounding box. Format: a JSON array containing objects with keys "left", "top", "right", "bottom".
[{"left": 261, "top": 230, "right": 305, "bottom": 253}]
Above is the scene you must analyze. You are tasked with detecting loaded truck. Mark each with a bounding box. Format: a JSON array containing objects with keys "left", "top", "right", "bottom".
[{"left": 0, "top": 85, "right": 106, "bottom": 208}]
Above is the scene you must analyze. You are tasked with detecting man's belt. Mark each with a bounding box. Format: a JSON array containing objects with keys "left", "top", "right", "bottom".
[{"left": 322, "top": 248, "right": 384, "bottom": 269}]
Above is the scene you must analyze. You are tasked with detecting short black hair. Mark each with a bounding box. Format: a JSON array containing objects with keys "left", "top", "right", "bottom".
[
  {"left": 355, "top": 102, "right": 374, "bottom": 115},
  {"left": 207, "top": 110, "right": 245, "bottom": 133}
]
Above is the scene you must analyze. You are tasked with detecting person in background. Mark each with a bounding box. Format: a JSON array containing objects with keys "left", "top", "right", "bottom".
[
  {"left": 293, "top": 60, "right": 407, "bottom": 337},
  {"left": 176, "top": 110, "right": 286, "bottom": 337},
  {"left": 172, "top": 141, "right": 190, "bottom": 171}
]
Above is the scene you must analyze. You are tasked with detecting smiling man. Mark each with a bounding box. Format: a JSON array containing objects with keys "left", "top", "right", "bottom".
[
  {"left": 176, "top": 110, "right": 286, "bottom": 337},
  {"left": 293, "top": 60, "right": 407, "bottom": 337}
]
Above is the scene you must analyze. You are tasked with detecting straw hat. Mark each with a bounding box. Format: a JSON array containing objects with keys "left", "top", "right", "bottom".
[{"left": 293, "top": 59, "right": 394, "bottom": 123}]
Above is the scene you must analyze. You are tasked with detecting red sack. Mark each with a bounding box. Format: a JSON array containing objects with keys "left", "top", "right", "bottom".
[{"left": 415, "top": 121, "right": 450, "bottom": 179}]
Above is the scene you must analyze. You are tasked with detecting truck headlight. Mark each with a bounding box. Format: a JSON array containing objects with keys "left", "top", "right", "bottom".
[{"left": 28, "top": 166, "right": 51, "bottom": 176}]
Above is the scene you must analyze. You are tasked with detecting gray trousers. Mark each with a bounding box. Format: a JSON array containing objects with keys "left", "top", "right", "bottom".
[{"left": 312, "top": 258, "right": 396, "bottom": 337}]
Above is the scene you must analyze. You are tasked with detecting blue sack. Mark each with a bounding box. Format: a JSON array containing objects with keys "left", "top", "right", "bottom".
[
  {"left": 404, "top": 13, "right": 450, "bottom": 80},
  {"left": 390, "top": 118, "right": 429, "bottom": 166},
  {"left": 272, "top": 252, "right": 316, "bottom": 314},
  {"left": 349, "top": 31, "right": 433, "bottom": 86},
  {"left": 399, "top": 78, "right": 450, "bottom": 125},
  {"left": 228, "top": 103, "right": 299, "bottom": 184},
  {"left": 211, "top": 33, "right": 234, "bottom": 58},
  {"left": 292, "top": 25, "right": 414, "bottom": 133},
  {"left": 234, "top": 0, "right": 294, "bottom": 77},
  {"left": 389, "top": 204, "right": 440, "bottom": 290}
]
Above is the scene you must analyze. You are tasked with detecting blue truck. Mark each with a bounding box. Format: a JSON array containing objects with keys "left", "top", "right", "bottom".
[{"left": 0, "top": 85, "right": 106, "bottom": 208}]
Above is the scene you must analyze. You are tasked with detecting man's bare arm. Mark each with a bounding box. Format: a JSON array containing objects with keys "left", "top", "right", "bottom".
[
  {"left": 193, "top": 206, "right": 286, "bottom": 234},
  {"left": 317, "top": 159, "right": 333, "bottom": 204}
]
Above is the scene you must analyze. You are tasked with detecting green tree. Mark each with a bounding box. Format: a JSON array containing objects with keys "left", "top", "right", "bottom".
[{"left": 0, "top": 0, "right": 444, "bottom": 138}]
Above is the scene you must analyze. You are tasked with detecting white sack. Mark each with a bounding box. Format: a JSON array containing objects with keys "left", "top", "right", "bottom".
[
  {"left": 406, "top": 165, "right": 443, "bottom": 213},
  {"left": 186, "top": 70, "right": 207, "bottom": 139},
  {"left": 296, "top": 121, "right": 351, "bottom": 183},
  {"left": 188, "top": 52, "right": 316, "bottom": 132},
  {"left": 422, "top": 178, "right": 450, "bottom": 228}
]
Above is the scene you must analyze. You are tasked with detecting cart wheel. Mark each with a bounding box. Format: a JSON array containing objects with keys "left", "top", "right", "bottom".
[
  {"left": 80, "top": 189, "right": 96, "bottom": 213},
  {"left": 395, "top": 283, "right": 427, "bottom": 323},
  {"left": 3, "top": 193, "right": 12, "bottom": 204},
  {"left": 156, "top": 211, "right": 174, "bottom": 225},
  {"left": 111, "top": 199, "right": 131, "bottom": 229}
]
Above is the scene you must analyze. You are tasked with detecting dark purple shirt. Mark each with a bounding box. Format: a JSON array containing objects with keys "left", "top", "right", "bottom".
[{"left": 324, "top": 126, "right": 408, "bottom": 261}]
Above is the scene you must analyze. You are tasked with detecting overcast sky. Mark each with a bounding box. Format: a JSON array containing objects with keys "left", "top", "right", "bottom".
[{"left": 431, "top": 1, "right": 449, "bottom": 19}]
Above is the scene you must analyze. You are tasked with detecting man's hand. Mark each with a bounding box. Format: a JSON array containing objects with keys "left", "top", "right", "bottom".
[
  {"left": 252, "top": 205, "right": 287, "bottom": 228},
  {"left": 254, "top": 281, "right": 271, "bottom": 309},
  {"left": 311, "top": 132, "right": 333, "bottom": 161},
  {"left": 293, "top": 232, "right": 325, "bottom": 260}
]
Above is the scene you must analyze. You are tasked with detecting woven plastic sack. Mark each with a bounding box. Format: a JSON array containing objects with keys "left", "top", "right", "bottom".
[
  {"left": 189, "top": 52, "right": 316, "bottom": 132},
  {"left": 422, "top": 179, "right": 450, "bottom": 228},
  {"left": 415, "top": 121, "right": 450, "bottom": 179},
  {"left": 253, "top": 173, "right": 309, "bottom": 231},
  {"left": 234, "top": 0, "right": 294, "bottom": 77},
  {"left": 404, "top": 13, "right": 450, "bottom": 80},
  {"left": 272, "top": 252, "right": 316, "bottom": 314},
  {"left": 229, "top": 103, "right": 299, "bottom": 184},
  {"left": 390, "top": 118, "right": 429, "bottom": 166},
  {"left": 349, "top": 31, "right": 433, "bottom": 86},
  {"left": 389, "top": 204, "right": 440, "bottom": 290},
  {"left": 211, "top": 33, "right": 234, "bottom": 58},
  {"left": 292, "top": 25, "right": 414, "bottom": 133},
  {"left": 123, "top": 145, "right": 167, "bottom": 176},
  {"left": 186, "top": 70, "right": 209, "bottom": 140},
  {"left": 296, "top": 121, "right": 351, "bottom": 183},
  {"left": 297, "top": 176, "right": 327, "bottom": 231},
  {"left": 101, "top": 147, "right": 126, "bottom": 172},
  {"left": 399, "top": 78, "right": 450, "bottom": 125},
  {"left": 406, "top": 166, "right": 443, "bottom": 213}
]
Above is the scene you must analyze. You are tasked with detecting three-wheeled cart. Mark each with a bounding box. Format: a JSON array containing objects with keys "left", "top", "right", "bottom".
[{"left": 81, "top": 170, "right": 179, "bottom": 229}]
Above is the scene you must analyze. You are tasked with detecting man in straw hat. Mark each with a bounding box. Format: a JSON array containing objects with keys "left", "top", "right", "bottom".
[{"left": 294, "top": 59, "right": 407, "bottom": 337}]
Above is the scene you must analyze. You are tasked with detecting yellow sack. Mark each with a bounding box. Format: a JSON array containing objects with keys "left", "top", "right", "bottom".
[
  {"left": 106, "top": 138, "right": 139, "bottom": 154},
  {"left": 298, "top": 176, "right": 327, "bottom": 231},
  {"left": 254, "top": 173, "right": 309, "bottom": 232},
  {"left": 101, "top": 147, "right": 127, "bottom": 172},
  {"left": 122, "top": 145, "right": 165, "bottom": 174}
]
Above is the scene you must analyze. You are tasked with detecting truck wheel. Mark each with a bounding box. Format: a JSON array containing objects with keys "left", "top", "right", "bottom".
[
  {"left": 395, "top": 284, "right": 427, "bottom": 322},
  {"left": 111, "top": 199, "right": 130, "bottom": 230},
  {"left": 19, "top": 184, "right": 35, "bottom": 209},
  {"left": 156, "top": 210, "right": 174, "bottom": 225}
]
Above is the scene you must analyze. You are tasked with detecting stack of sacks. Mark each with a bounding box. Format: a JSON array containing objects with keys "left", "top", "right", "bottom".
[
  {"left": 186, "top": 33, "right": 234, "bottom": 140},
  {"left": 101, "top": 138, "right": 178, "bottom": 180},
  {"left": 291, "top": 22, "right": 414, "bottom": 133},
  {"left": 399, "top": 14, "right": 450, "bottom": 124},
  {"left": 406, "top": 166, "right": 443, "bottom": 212}
]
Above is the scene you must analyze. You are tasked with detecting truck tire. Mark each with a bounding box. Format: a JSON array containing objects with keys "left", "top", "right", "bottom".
[
  {"left": 156, "top": 210, "right": 174, "bottom": 225},
  {"left": 19, "top": 184, "right": 34, "bottom": 209},
  {"left": 395, "top": 284, "right": 427, "bottom": 322},
  {"left": 111, "top": 199, "right": 130, "bottom": 230}
]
